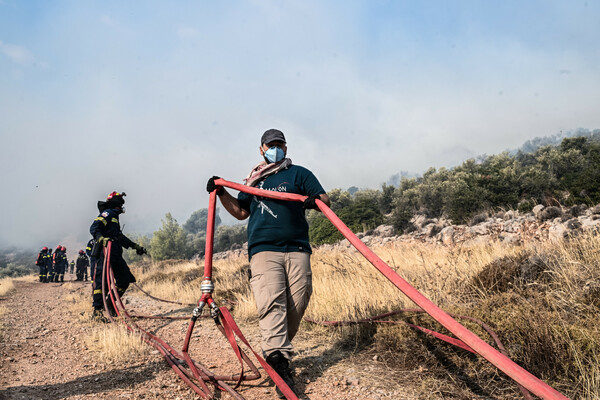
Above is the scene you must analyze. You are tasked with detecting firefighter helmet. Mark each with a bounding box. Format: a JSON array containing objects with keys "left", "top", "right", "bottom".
[
  {"left": 61, "top": 246, "right": 66, "bottom": 251},
  {"left": 42, "top": 246, "right": 48, "bottom": 251},
  {"left": 107, "top": 191, "right": 126, "bottom": 205},
  {"left": 79, "top": 249, "right": 84, "bottom": 255}
]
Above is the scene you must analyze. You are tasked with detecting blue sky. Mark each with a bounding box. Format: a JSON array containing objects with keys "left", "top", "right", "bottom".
[{"left": 1, "top": 0, "right": 599, "bottom": 249}]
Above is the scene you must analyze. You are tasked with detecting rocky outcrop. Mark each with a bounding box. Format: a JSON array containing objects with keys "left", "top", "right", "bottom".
[
  {"left": 208, "top": 204, "right": 600, "bottom": 259},
  {"left": 325, "top": 204, "right": 600, "bottom": 251}
]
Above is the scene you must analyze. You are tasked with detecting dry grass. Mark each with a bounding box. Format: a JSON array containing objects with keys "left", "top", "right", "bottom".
[
  {"left": 0, "top": 277, "right": 16, "bottom": 342},
  {"left": 132, "top": 260, "right": 205, "bottom": 303},
  {"left": 133, "top": 233, "right": 600, "bottom": 399},
  {"left": 0, "top": 305, "right": 6, "bottom": 342},
  {"left": 61, "top": 281, "right": 151, "bottom": 362},
  {"left": 0, "top": 276, "right": 16, "bottom": 297},
  {"left": 84, "top": 324, "right": 150, "bottom": 362},
  {"left": 62, "top": 282, "right": 94, "bottom": 323}
]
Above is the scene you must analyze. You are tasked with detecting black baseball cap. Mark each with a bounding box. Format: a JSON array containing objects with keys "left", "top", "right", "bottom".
[{"left": 261, "top": 129, "right": 286, "bottom": 145}]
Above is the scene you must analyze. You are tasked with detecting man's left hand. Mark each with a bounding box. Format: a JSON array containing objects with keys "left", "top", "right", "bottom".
[{"left": 303, "top": 195, "right": 321, "bottom": 210}]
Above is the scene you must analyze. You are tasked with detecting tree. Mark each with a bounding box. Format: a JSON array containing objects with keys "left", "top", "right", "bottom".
[
  {"left": 183, "top": 208, "right": 221, "bottom": 235},
  {"left": 150, "top": 213, "right": 194, "bottom": 260},
  {"left": 213, "top": 225, "right": 247, "bottom": 252},
  {"left": 379, "top": 183, "right": 395, "bottom": 214},
  {"left": 308, "top": 196, "right": 383, "bottom": 245},
  {"left": 347, "top": 186, "right": 359, "bottom": 196}
]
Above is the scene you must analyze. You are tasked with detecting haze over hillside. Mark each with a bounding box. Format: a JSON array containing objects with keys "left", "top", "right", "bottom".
[{"left": 2, "top": 2, "right": 599, "bottom": 251}]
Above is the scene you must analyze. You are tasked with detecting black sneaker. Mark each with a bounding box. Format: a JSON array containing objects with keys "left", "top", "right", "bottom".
[{"left": 266, "top": 351, "right": 296, "bottom": 399}]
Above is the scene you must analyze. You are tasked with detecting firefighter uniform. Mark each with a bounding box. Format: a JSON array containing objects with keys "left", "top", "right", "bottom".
[
  {"left": 60, "top": 247, "right": 68, "bottom": 282},
  {"left": 53, "top": 247, "right": 68, "bottom": 282},
  {"left": 49, "top": 246, "right": 61, "bottom": 282},
  {"left": 89, "top": 192, "right": 144, "bottom": 314},
  {"left": 76, "top": 251, "right": 89, "bottom": 281},
  {"left": 86, "top": 239, "right": 98, "bottom": 286},
  {"left": 45, "top": 249, "right": 53, "bottom": 282},
  {"left": 36, "top": 248, "right": 49, "bottom": 282}
]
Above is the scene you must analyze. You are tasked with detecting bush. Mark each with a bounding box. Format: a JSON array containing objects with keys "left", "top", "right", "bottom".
[
  {"left": 214, "top": 225, "right": 247, "bottom": 253},
  {"left": 150, "top": 213, "right": 194, "bottom": 260},
  {"left": 0, "top": 248, "right": 37, "bottom": 278},
  {"left": 309, "top": 195, "right": 384, "bottom": 245},
  {"left": 518, "top": 199, "right": 535, "bottom": 213}
]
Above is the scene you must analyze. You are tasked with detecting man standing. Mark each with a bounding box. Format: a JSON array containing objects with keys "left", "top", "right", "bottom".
[
  {"left": 89, "top": 191, "right": 146, "bottom": 322},
  {"left": 45, "top": 247, "right": 53, "bottom": 282},
  {"left": 57, "top": 246, "right": 68, "bottom": 282},
  {"left": 86, "top": 238, "right": 98, "bottom": 287},
  {"left": 50, "top": 245, "right": 62, "bottom": 282},
  {"left": 35, "top": 247, "right": 49, "bottom": 282},
  {"left": 75, "top": 250, "right": 89, "bottom": 281},
  {"left": 206, "top": 129, "right": 330, "bottom": 398}
]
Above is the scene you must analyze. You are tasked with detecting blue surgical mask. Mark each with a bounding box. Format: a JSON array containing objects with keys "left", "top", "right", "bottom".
[{"left": 264, "top": 146, "right": 285, "bottom": 163}]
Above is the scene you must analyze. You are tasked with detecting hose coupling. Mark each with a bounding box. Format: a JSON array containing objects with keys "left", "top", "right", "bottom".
[
  {"left": 201, "top": 279, "right": 214, "bottom": 294},
  {"left": 210, "top": 302, "right": 220, "bottom": 319},
  {"left": 192, "top": 302, "right": 205, "bottom": 318}
]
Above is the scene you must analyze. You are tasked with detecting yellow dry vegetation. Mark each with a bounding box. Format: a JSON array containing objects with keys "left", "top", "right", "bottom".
[
  {"left": 129, "top": 232, "right": 600, "bottom": 398},
  {"left": 84, "top": 324, "right": 149, "bottom": 362},
  {"left": 62, "top": 282, "right": 92, "bottom": 322},
  {"left": 62, "top": 281, "right": 150, "bottom": 362},
  {"left": 0, "top": 277, "right": 16, "bottom": 297}
]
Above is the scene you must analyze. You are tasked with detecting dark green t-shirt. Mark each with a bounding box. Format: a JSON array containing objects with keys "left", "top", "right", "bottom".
[{"left": 238, "top": 164, "right": 326, "bottom": 258}]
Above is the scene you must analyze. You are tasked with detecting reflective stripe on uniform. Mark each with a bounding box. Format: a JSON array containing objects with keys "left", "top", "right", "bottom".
[
  {"left": 95, "top": 217, "right": 107, "bottom": 226},
  {"left": 111, "top": 218, "right": 118, "bottom": 223},
  {"left": 93, "top": 289, "right": 102, "bottom": 294}
]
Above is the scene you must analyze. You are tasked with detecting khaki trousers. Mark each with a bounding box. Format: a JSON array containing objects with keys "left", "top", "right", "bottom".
[{"left": 250, "top": 251, "right": 312, "bottom": 360}]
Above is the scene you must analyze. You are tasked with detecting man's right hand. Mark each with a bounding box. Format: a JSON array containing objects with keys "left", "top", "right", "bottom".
[
  {"left": 206, "top": 176, "right": 224, "bottom": 196},
  {"left": 98, "top": 237, "right": 111, "bottom": 247}
]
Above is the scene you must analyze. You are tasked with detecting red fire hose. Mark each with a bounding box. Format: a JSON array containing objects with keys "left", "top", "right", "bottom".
[
  {"left": 100, "top": 196, "right": 299, "bottom": 399},
  {"left": 212, "top": 178, "right": 569, "bottom": 400},
  {"left": 97, "top": 178, "right": 569, "bottom": 399}
]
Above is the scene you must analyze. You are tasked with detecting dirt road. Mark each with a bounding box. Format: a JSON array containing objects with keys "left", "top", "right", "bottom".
[{"left": 0, "top": 278, "right": 408, "bottom": 400}]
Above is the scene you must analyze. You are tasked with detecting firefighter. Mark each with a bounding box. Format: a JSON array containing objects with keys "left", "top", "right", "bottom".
[
  {"left": 89, "top": 191, "right": 146, "bottom": 322},
  {"left": 36, "top": 247, "right": 49, "bottom": 282},
  {"left": 45, "top": 247, "right": 53, "bottom": 282},
  {"left": 69, "top": 260, "right": 75, "bottom": 275},
  {"left": 50, "top": 245, "right": 62, "bottom": 282},
  {"left": 75, "top": 250, "right": 89, "bottom": 281},
  {"left": 57, "top": 246, "right": 68, "bottom": 282},
  {"left": 86, "top": 238, "right": 97, "bottom": 286}
]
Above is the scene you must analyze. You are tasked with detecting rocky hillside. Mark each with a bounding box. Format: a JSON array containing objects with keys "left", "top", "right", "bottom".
[{"left": 214, "top": 204, "right": 600, "bottom": 259}]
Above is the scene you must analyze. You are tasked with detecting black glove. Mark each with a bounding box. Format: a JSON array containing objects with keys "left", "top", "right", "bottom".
[
  {"left": 206, "top": 176, "right": 224, "bottom": 196},
  {"left": 303, "top": 195, "right": 321, "bottom": 210},
  {"left": 133, "top": 244, "right": 147, "bottom": 255}
]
